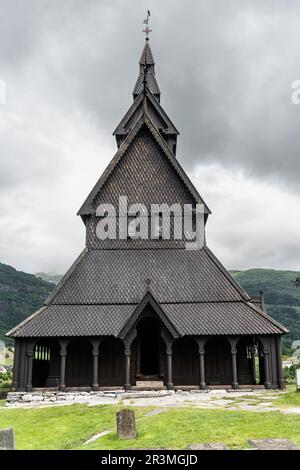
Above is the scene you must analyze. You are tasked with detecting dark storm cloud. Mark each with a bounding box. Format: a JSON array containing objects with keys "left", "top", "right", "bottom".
[{"left": 0, "top": 0, "right": 300, "bottom": 272}]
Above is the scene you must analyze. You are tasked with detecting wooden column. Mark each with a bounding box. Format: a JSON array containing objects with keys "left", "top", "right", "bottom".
[
  {"left": 136, "top": 336, "right": 141, "bottom": 378},
  {"left": 195, "top": 337, "right": 207, "bottom": 390},
  {"left": 123, "top": 328, "right": 137, "bottom": 390},
  {"left": 263, "top": 349, "right": 271, "bottom": 389},
  {"left": 12, "top": 339, "right": 20, "bottom": 391},
  {"left": 92, "top": 351, "right": 99, "bottom": 390},
  {"left": 26, "top": 349, "right": 34, "bottom": 392},
  {"left": 276, "top": 336, "right": 284, "bottom": 389},
  {"left": 161, "top": 328, "right": 174, "bottom": 390},
  {"left": 166, "top": 348, "right": 173, "bottom": 390},
  {"left": 90, "top": 338, "right": 103, "bottom": 390},
  {"left": 231, "top": 347, "right": 239, "bottom": 389},
  {"left": 58, "top": 339, "right": 69, "bottom": 391},
  {"left": 124, "top": 349, "right": 131, "bottom": 390},
  {"left": 228, "top": 337, "right": 239, "bottom": 389},
  {"left": 199, "top": 350, "right": 206, "bottom": 390},
  {"left": 251, "top": 345, "right": 256, "bottom": 385}
]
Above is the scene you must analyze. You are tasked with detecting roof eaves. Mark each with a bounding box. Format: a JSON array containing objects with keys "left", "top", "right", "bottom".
[
  {"left": 44, "top": 248, "right": 88, "bottom": 305},
  {"left": 6, "top": 306, "right": 47, "bottom": 337},
  {"left": 246, "top": 300, "right": 289, "bottom": 334},
  {"left": 204, "top": 246, "right": 250, "bottom": 301}
]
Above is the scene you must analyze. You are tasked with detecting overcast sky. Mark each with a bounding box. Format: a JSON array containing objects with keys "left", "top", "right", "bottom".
[{"left": 0, "top": 0, "right": 300, "bottom": 274}]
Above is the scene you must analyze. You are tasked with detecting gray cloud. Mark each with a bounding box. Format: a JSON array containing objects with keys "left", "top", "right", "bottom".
[{"left": 0, "top": 0, "right": 300, "bottom": 273}]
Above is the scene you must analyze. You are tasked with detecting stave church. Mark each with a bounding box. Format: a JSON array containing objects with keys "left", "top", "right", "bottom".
[{"left": 8, "top": 26, "right": 287, "bottom": 392}]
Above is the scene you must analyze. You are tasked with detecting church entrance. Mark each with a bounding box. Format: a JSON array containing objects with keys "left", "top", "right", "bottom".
[{"left": 136, "top": 316, "right": 161, "bottom": 379}]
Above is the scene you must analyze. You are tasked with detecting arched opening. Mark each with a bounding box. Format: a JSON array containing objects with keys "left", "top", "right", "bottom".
[
  {"left": 236, "top": 337, "right": 255, "bottom": 385},
  {"left": 173, "top": 337, "right": 199, "bottom": 385},
  {"left": 32, "top": 339, "right": 60, "bottom": 388},
  {"left": 66, "top": 338, "right": 92, "bottom": 387},
  {"left": 136, "top": 316, "right": 162, "bottom": 378},
  {"left": 205, "top": 337, "right": 232, "bottom": 385},
  {"left": 99, "top": 337, "right": 124, "bottom": 386}
]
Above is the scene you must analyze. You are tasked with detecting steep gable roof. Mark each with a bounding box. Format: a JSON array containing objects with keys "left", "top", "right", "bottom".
[
  {"left": 119, "top": 290, "right": 180, "bottom": 339},
  {"left": 78, "top": 113, "right": 210, "bottom": 216},
  {"left": 113, "top": 89, "right": 179, "bottom": 139}
]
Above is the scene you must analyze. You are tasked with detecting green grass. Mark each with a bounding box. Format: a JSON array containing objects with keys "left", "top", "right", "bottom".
[
  {"left": 272, "top": 390, "right": 300, "bottom": 408},
  {"left": 0, "top": 404, "right": 150, "bottom": 450},
  {"left": 0, "top": 403, "right": 299, "bottom": 450},
  {"left": 83, "top": 409, "right": 300, "bottom": 450}
]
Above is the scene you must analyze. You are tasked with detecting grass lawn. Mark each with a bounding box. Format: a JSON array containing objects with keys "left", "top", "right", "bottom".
[
  {"left": 0, "top": 403, "right": 300, "bottom": 450},
  {"left": 272, "top": 389, "right": 300, "bottom": 407}
]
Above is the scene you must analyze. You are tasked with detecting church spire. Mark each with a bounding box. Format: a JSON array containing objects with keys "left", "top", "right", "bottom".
[{"left": 133, "top": 13, "right": 160, "bottom": 102}]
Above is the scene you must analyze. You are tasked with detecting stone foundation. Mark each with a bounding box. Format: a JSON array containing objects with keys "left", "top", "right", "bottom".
[{"left": 6, "top": 389, "right": 174, "bottom": 407}]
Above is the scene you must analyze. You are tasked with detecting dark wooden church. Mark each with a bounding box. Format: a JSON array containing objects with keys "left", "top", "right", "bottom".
[{"left": 8, "top": 34, "right": 287, "bottom": 392}]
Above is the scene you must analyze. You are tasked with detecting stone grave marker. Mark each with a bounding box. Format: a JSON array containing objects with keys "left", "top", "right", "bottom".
[
  {"left": 0, "top": 428, "right": 15, "bottom": 450},
  {"left": 116, "top": 409, "right": 137, "bottom": 439}
]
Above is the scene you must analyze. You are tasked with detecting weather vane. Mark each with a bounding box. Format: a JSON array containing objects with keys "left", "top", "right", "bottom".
[{"left": 143, "top": 10, "right": 152, "bottom": 38}]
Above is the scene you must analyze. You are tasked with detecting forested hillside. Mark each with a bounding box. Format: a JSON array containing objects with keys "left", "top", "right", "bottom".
[
  {"left": 0, "top": 262, "right": 299, "bottom": 351},
  {"left": 0, "top": 263, "right": 54, "bottom": 345}
]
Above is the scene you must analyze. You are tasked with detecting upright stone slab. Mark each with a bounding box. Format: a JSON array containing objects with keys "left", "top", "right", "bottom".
[
  {"left": 116, "top": 409, "right": 137, "bottom": 439},
  {"left": 0, "top": 428, "right": 15, "bottom": 450},
  {"left": 296, "top": 368, "right": 300, "bottom": 390}
]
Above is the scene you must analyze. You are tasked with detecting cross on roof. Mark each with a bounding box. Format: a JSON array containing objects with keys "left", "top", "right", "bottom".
[{"left": 143, "top": 10, "right": 152, "bottom": 38}]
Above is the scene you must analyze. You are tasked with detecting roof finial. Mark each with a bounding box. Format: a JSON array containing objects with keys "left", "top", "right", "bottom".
[{"left": 143, "top": 10, "right": 152, "bottom": 39}]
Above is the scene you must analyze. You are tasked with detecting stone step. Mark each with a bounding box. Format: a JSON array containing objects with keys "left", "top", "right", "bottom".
[{"left": 135, "top": 380, "right": 164, "bottom": 388}]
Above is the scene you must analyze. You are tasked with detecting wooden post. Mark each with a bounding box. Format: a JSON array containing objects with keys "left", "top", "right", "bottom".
[
  {"left": 263, "top": 349, "right": 271, "bottom": 389},
  {"left": 92, "top": 351, "right": 99, "bottom": 390},
  {"left": 124, "top": 349, "right": 131, "bottom": 390},
  {"left": 136, "top": 336, "right": 141, "bottom": 378},
  {"left": 59, "top": 339, "right": 69, "bottom": 391},
  {"left": 166, "top": 348, "right": 173, "bottom": 390},
  {"left": 12, "top": 339, "right": 20, "bottom": 391},
  {"left": 199, "top": 349, "right": 206, "bottom": 390},
  {"left": 26, "top": 350, "right": 34, "bottom": 392},
  {"left": 90, "top": 338, "right": 103, "bottom": 390},
  {"left": 276, "top": 336, "right": 284, "bottom": 389},
  {"left": 228, "top": 336, "right": 240, "bottom": 389},
  {"left": 60, "top": 351, "right": 67, "bottom": 391},
  {"left": 195, "top": 337, "right": 207, "bottom": 390},
  {"left": 251, "top": 345, "right": 256, "bottom": 385},
  {"left": 231, "top": 348, "right": 239, "bottom": 389}
]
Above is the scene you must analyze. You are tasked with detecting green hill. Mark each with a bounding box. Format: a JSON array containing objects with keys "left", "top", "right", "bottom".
[
  {"left": 0, "top": 263, "right": 299, "bottom": 351},
  {"left": 0, "top": 263, "right": 55, "bottom": 345},
  {"left": 230, "top": 269, "right": 300, "bottom": 350}
]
